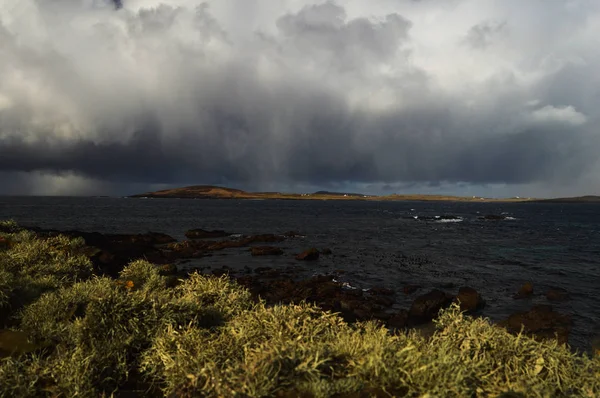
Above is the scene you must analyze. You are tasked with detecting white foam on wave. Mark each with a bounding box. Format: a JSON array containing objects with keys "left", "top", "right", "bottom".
[
  {"left": 504, "top": 216, "right": 517, "bottom": 220},
  {"left": 436, "top": 218, "right": 463, "bottom": 223}
]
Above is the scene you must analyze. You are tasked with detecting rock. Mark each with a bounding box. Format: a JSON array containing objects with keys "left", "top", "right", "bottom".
[
  {"left": 388, "top": 310, "right": 408, "bottom": 329},
  {"left": 158, "top": 263, "right": 178, "bottom": 276},
  {"left": 250, "top": 246, "right": 284, "bottom": 256},
  {"left": 144, "top": 232, "right": 177, "bottom": 245},
  {"left": 455, "top": 287, "right": 485, "bottom": 312},
  {"left": 369, "top": 287, "right": 394, "bottom": 296},
  {"left": 165, "top": 241, "right": 204, "bottom": 258},
  {"left": 185, "top": 229, "right": 230, "bottom": 239},
  {"left": 246, "top": 234, "right": 286, "bottom": 244},
  {"left": 353, "top": 308, "right": 372, "bottom": 320},
  {"left": 296, "top": 248, "right": 320, "bottom": 261},
  {"left": 545, "top": 287, "right": 570, "bottom": 302},
  {"left": 373, "top": 312, "right": 392, "bottom": 321},
  {"left": 412, "top": 322, "right": 438, "bottom": 340},
  {"left": 402, "top": 285, "right": 420, "bottom": 295},
  {"left": 408, "top": 289, "right": 453, "bottom": 325},
  {"left": 211, "top": 266, "right": 231, "bottom": 277},
  {"left": 373, "top": 295, "right": 395, "bottom": 307},
  {"left": 320, "top": 248, "right": 333, "bottom": 255},
  {"left": 514, "top": 282, "right": 534, "bottom": 299},
  {"left": 498, "top": 305, "right": 572, "bottom": 344}
]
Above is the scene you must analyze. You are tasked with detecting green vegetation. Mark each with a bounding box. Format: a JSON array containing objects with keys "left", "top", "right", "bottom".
[{"left": 1, "top": 220, "right": 599, "bottom": 397}]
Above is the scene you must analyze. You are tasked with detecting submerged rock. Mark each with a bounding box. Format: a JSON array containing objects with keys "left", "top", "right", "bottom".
[
  {"left": 185, "top": 229, "right": 230, "bottom": 239},
  {"left": 250, "top": 246, "right": 284, "bottom": 256},
  {"left": 296, "top": 248, "right": 320, "bottom": 261},
  {"left": 514, "top": 282, "right": 534, "bottom": 299},
  {"left": 402, "top": 285, "right": 421, "bottom": 295},
  {"left": 369, "top": 287, "right": 394, "bottom": 296},
  {"left": 479, "top": 214, "right": 506, "bottom": 221},
  {"left": 545, "top": 287, "right": 570, "bottom": 302}
]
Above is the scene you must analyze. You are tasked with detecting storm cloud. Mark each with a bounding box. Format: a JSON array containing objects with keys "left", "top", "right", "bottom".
[{"left": 0, "top": 0, "right": 599, "bottom": 196}]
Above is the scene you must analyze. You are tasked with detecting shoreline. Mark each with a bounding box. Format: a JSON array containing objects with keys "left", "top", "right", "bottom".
[
  {"left": 1, "top": 220, "right": 598, "bottom": 396},
  {"left": 3, "top": 222, "right": 586, "bottom": 352}
]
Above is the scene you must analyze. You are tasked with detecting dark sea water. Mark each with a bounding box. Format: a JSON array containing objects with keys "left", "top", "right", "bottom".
[{"left": 1, "top": 196, "right": 599, "bottom": 352}]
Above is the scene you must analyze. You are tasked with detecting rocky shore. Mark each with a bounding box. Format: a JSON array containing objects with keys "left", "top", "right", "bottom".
[{"left": 7, "top": 223, "right": 576, "bottom": 347}]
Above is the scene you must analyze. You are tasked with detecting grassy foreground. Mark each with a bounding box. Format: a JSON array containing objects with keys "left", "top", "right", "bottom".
[{"left": 0, "top": 221, "right": 598, "bottom": 397}]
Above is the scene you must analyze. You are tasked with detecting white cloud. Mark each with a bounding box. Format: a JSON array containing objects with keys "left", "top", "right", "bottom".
[{"left": 530, "top": 105, "right": 588, "bottom": 126}]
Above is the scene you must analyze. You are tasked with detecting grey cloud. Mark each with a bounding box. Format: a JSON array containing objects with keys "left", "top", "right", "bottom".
[
  {"left": 464, "top": 20, "right": 506, "bottom": 49},
  {"left": 0, "top": 1, "right": 599, "bottom": 196}
]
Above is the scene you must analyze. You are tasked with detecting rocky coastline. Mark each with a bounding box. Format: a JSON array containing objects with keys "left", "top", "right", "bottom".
[{"left": 7, "top": 223, "right": 577, "bottom": 348}]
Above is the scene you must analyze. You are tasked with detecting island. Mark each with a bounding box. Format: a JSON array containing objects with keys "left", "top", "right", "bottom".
[{"left": 130, "top": 185, "right": 536, "bottom": 202}]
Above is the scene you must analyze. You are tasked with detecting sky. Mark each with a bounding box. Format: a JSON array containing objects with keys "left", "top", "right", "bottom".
[{"left": 0, "top": 0, "right": 599, "bottom": 197}]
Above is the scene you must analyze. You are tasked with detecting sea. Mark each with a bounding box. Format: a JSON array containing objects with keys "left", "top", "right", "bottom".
[{"left": 1, "top": 196, "right": 598, "bottom": 353}]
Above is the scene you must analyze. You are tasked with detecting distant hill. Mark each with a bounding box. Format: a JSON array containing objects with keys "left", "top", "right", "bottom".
[
  {"left": 312, "top": 191, "right": 368, "bottom": 197},
  {"left": 130, "top": 185, "right": 247, "bottom": 199},
  {"left": 533, "top": 195, "right": 600, "bottom": 203},
  {"left": 129, "top": 185, "right": 535, "bottom": 202}
]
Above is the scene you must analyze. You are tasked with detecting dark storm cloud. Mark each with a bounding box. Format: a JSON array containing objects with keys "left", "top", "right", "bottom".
[{"left": 0, "top": 0, "right": 599, "bottom": 195}]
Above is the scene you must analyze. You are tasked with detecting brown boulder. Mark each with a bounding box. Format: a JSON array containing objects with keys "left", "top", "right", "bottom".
[
  {"left": 185, "top": 229, "right": 230, "bottom": 239},
  {"left": 455, "top": 287, "right": 485, "bottom": 312},
  {"left": 166, "top": 241, "right": 204, "bottom": 258},
  {"left": 514, "top": 282, "right": 534, "bottom": 299},
  {"left": 498, "top": 305, "right": 572, "bottom": 344},
  {"left": 353, "top": 308, "right": 372, "bottom": 321},
  {"left": 373, "top": 295, "right": 395, "bottom": 307},
  {"left": 296, "top": 248, "right": 320, "bottom": 261},
  {"left": 250, "top": 246, "right": 284, "bottom": 256},
  {"left": 545, "top": 287, "right": 570, "bottom": 302},
  {"left": 388, "top": 310, "right": 408, "bottom": 329},
  {"left": 408, "top": 289, "right": 453, "bottom": 325}
]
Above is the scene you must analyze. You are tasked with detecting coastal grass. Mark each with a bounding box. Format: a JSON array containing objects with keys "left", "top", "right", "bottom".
[{"left": 1, "top": 222, "right": 599, "bottom": 397}]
